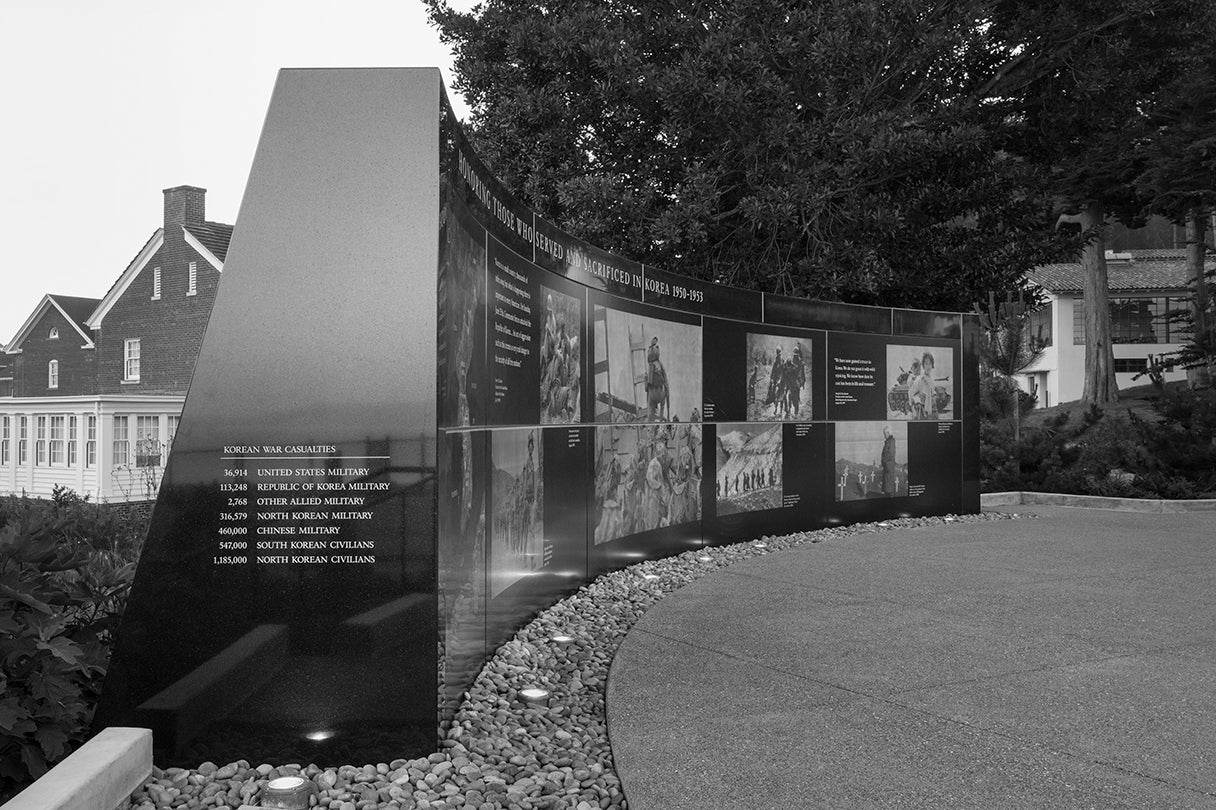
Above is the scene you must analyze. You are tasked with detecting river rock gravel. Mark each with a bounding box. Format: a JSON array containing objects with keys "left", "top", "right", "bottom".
[{"left": 125, "top": 512, "right": 1023, "bottom": 810}]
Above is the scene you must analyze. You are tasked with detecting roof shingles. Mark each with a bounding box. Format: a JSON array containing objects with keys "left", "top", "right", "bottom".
[{"left": 1030, "top": 250, "right": 1213, "bottom": 294}]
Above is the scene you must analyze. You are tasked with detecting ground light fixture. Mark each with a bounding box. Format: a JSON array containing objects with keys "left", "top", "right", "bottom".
[
  {"left": 697, "top": 555, "right": 713, "bottom": 562},
  {"left": 260, "top": 775, "right": 315, "bottom": 809},
  {"left": 550, "top": 634, "right": 575, "bottom": 644},
  {"left": 519, "top": 686, "right": 551, "bottom": 705},
  {"left": 753, "top": 542, "right": 768, "bottom": 549},
  {"left": 304, "top": 730, "right": 335, "bottom": 742},
  {"left": 642, "top": 573, "right": 661, "bottom": 580}
]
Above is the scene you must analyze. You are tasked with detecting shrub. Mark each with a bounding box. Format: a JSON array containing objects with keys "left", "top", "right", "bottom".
[
  {"left": 980, "top": 387, "right": 1216, "bottom": 499},
  {"left": 0, "top": 493, "right": 143, "bottom": 801}
]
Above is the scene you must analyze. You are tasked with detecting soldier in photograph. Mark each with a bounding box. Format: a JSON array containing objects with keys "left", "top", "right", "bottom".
[{"left": 881, "top": 425, "right": 897, "bottom": 496}]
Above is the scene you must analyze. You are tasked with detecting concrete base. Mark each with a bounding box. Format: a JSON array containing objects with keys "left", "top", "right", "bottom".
[
  {"left": 982, "top": 491, "right": 1216, "bottom": 512},
  {"left": 1, "top": 727, "right": 151, "bottom": 810}
]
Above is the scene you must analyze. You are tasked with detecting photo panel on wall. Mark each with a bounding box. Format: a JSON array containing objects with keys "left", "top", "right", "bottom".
[
  {"left": 591, "top": 296, "right": 703, "bottom": 424},
  {"left": 437, "top": 429, "right": 487, "bottom": 719},
  {"left": 438, "top": 189, "right": 488, "bottom": 428},
  {"left": 714, "top": 422, "right": 784, "bottom": 516},
  {"left": 830, "top": 420, "right": 963, "bottom": 513},
  {"left": 834, "top": 421, "right": 909, "bottom": 501},
  {"left": 701, "top": 318, "right": 826, "bottom": 423},
  {"left": 485, "top": 235, "right": 590, "bottom": 427},
  {"left": 486, "top": 426, "right": 590, "bottom": 598},
  {"left": 827, "top": 333, "right": 961, "bottom": 422}
]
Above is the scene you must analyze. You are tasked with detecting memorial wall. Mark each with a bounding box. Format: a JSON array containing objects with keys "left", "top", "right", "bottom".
[{"left": 95, "top": 68, "right": 980, "bottom": 768}]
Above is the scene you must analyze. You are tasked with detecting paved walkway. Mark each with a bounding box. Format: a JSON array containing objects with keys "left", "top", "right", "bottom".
[{"left": 606, "top": 506, "right": 1216, "bottom": 809}]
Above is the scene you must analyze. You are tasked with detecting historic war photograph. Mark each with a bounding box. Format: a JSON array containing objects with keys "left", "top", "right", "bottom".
[
  {"left": 593, "top": 423, "right": 702, "bottom": 544},
  {"left": 834, "top": 421, "right": 908, "bottom": 501},
  {"left": 886, "top": 344, "right": 954, "bottom": 421},
  {"left": 715, "top": 423, "right": 784, "bottom": 515},
  {"left": 745, "top": 333, "right": 812, "bottom": 421},
  {"left": 489, "top": 429, "right": 544, "bottom": 598},
  {"left": 437, "top": 196, "right": 486, "bottom": 427},
  {"left": 438, "top": 431, "right": 486, "bottom": 717},
  {"left": 539, "top": 286, "right": 582, "bottom": 424},
  {"left": 592, "top": 306, "right": 702, "bottom": 423}
]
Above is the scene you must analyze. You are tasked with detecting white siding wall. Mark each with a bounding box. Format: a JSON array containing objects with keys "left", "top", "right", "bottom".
[{"left": 0, "top": 396, "right": 182, "bottom": 502}]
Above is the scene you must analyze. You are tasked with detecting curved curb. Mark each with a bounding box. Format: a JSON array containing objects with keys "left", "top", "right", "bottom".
[{"left": 982, "top": 491, "right": 1216, "bottom": 512}]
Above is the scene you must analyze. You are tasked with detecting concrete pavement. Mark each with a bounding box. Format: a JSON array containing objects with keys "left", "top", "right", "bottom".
[{"left": 606, "top": 506, "right": 1216, "bottom": 808}]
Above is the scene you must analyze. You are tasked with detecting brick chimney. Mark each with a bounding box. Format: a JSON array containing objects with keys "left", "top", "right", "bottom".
[{"left": 163, "top": 185, "right": 206, "bottom": 227}]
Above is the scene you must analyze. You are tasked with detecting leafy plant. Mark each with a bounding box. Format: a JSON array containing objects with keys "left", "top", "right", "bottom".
[{"left": 0, "top": 494, "right": 142, "bottom": 801}]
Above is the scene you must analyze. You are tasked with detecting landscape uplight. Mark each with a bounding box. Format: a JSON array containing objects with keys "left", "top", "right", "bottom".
[
  {"left": 520, "top": 687, "right": 551, "bottom": 705},
  {"left": 261, "top": 775, "right": 315, "bottom": 810}
]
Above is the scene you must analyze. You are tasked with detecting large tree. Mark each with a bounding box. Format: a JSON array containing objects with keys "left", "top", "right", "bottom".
[
  {"left": 983, "top": 0, "right": 1210, "bottom": 402},
  {"left": 1136, "top": 40, "right": 1216, "bottom": 386},
  {"left": 427, "top": 0, "right": 1072, "bottom": 312}
]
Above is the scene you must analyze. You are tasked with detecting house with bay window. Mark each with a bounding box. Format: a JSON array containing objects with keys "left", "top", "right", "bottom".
[
  {"left": 1020, "top": 219, "right": 1214, "bottom": 408},
  {"left": 0, "top": 186, "right": 230, "bottom": 502}
]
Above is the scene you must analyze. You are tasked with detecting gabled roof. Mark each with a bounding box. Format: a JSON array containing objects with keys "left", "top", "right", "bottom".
[
  {"left": 185, "top": 221, "right": 233, "bottom": 264},
  {"left": 1029, "top": 249, "right": 1213, "bottom": 294},
  {"left": 5, "top": 293, "right": 101, "bottom": 351},
  {"left": 86, "top": 229, "right": 164, "bottom": 330}
]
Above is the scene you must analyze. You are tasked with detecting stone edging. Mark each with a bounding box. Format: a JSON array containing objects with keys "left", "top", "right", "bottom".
[
  {"left": 3, "top": 727, "right": 152, "bottom": 810},
  {"left": 981, "top": 491, "right": 1216, "bottom": 512}
]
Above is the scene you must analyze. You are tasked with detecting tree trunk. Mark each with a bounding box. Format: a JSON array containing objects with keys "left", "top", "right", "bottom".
[
  {"left": 1080, "top": 201, "right": 1119, "bottom": 404},
  {"left": 1186, "top": 208, "right": 1211, "bottom": 389}
]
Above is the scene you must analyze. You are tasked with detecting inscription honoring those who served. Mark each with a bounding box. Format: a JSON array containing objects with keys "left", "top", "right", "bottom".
[{"left": 218, "top": 445, "right": 383, "bottom": 566}]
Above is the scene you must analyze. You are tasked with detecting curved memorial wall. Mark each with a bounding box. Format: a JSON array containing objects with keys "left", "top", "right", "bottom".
[{"left": 95, "top": 68, "right": 980, "bottom": 767}]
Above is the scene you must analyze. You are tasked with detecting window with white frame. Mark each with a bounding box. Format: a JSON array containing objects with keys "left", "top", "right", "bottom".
[
  {"left": 152, "top": 266, "right": 161, "bottom": 300},
  {"left": 68, "top": 416, "right": 78, "bottom": 467},
  {"left": 187, "top": 261, "right": 197, "bottom": 296},
  {"left": 124, "top": 339, "right": 141, "bottom": 382},
  {"left": 86, "top": 415, "right": 96, "bottom": 468},
  {"left": 1, "top": 416, "right": 9, "bottom": 465},
  {"left": 48, "top": 360, "right": 59, "bottom": 389},
  {"left": 18, "top": 416, "right": 27, "bottom": 464},
  {"left": 167, "top": 414, "right": 180, "bottom": 457},
  {"left": 113, "top": 415, "right": 129, "bottom": 465},
  {"left": 135, "top": 415, "right": 160, "bottom": 467},
  {"left": 36, "top": 416, "right": 47, "bottom": 465},
  {"left": 49, "top": 415, "right": 65, "bottom": 465},
  {"left": 48, "top": 327, "right": 59, "bottom": 340}
]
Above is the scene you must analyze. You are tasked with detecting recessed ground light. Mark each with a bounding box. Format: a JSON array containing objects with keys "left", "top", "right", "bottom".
[
  {"left": 304, "top": 730, "right": 335, "bottom": 742},
  {"left": 551, "top": 634, "right": 575, "bottom": 643},
  {"left": 642, "top": 573, "right": 660, "bottom": 580},
  {"left": 520, "top": 687, "right": 550, "bottom": 704},
  {"left": 877, "top": 522, "right": 892, "bottom": 527},
  {"left": 697, "top": 555, "right": 713, "bottom": 562},
  {"left": 753, "top": 542, "right": 768, "bottom": 549},
  {"left": 262, "top": 775, "right": 315, "bottom": 809}
]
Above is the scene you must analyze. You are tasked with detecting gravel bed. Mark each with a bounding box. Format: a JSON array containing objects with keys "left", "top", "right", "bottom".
[{"left": 127, "top": 512, "right": 1024, "bottom": 810}]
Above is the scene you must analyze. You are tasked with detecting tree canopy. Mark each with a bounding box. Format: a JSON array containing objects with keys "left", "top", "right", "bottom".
[
  {"left": 427, "top": 0, "right": 1077, "bottom": 312},
  {"left": 980, "top": 0, "right": 1213, "bottom": 401}
]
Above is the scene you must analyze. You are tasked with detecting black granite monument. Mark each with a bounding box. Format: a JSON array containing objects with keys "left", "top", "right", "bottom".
[{"left": 95, "top": 68, "right": 981, "bottom": 766}]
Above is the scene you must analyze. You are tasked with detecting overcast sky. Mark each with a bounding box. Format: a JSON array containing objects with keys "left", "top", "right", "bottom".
[{"left": 0, "top": 0, "right": 471, "bottom": 343}]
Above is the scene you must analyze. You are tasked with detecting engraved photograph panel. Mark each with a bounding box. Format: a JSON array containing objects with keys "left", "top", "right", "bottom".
[
  {"left": 539, "top": 286, "right": 583, "bottom": 424},
  {"left": 834, "top": 421, "right": 908, "bottom": 501},
  {"left": 592, "top": 305, "right": 702, "bottom": 423},
  {"left": 885, "top": 344, "right": 955, "bottom": 421},
  {"left": 593, "top": 423, "right": 702, "bottom": 544},
  {"left": 715, "top": 423, "right": 784, "bottom": 515},
  {"left": 489, "top": 428, "right": 545, "bottom": 598},
  {"left": 745, "top": 333, "right": 812, "bottom": 421}
]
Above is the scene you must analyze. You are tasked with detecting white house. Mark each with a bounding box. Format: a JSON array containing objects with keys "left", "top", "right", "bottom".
[{"left": 1021, "top": 244, "right": 1212, "bottom": 407}]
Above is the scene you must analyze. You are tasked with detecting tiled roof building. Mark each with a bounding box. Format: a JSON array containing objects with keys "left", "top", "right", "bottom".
[{"left": 1018, "top": 220, "right": 1214, "bottom": 407}]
